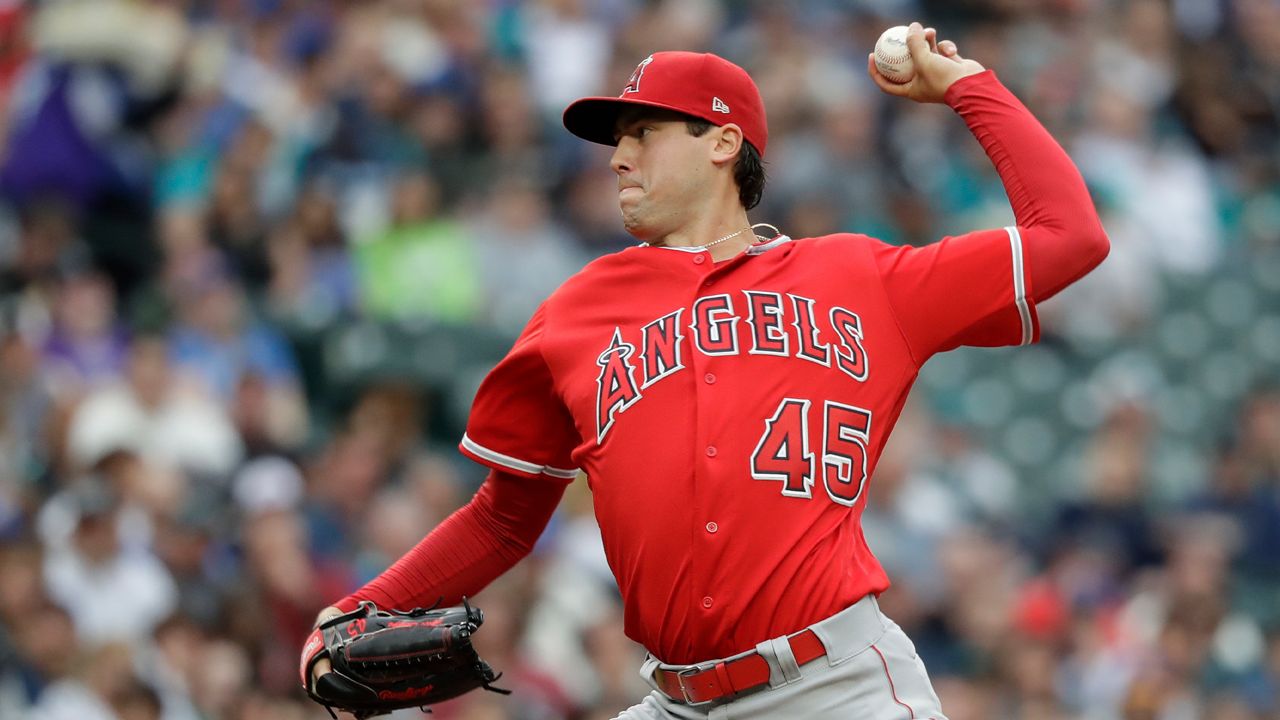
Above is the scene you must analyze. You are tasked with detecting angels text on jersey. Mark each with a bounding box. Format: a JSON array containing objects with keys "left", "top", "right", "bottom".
[{"left": 594, "top": 290, "right": 869, "bottom": 444}]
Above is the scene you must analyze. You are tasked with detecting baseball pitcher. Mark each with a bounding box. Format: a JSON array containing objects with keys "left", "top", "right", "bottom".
[{"left": 302, "top": 23, "right": 1108, "bottom": 719}]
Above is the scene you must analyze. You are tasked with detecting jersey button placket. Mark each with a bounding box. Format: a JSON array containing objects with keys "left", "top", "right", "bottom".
[{"left": 691, "top": 257, "right": 722, "bottom": 621}]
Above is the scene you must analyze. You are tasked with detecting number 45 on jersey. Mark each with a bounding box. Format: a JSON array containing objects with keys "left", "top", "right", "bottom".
[{"left": 751, "top": 399, "right": 872, "bottom": 507}]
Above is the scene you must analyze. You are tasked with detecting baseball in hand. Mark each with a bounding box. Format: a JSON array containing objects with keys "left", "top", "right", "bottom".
[{"left": 874, "top": 26, "right": 913, "bottom": 83}]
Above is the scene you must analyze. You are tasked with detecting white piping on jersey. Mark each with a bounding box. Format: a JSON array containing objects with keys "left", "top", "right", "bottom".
[
  {"left": 1006, "top": 226, "right": 1033, "bottom": 346},
  {"left": 746, "top": 234, "right": 792, "bottom": 254},
  {"left": 647, "top": 244, "right": 705, "bottom": 253},
  {"left": 460, "top": 434, "right": 579, "bottom": 479}
]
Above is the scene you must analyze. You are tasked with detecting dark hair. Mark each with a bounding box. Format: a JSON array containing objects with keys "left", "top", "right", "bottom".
[{"left": 685, "top": 119, "right": 767, "bottom": 210}]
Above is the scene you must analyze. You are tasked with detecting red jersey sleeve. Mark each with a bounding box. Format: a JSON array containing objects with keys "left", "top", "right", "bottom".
[
  {"left": 460, "top": 304, "right": 580, "bottom": 480},
  {"left": 872, "top": 227, "right": 1039, "bottom": 364},
  {"left": 334, "top": 469, "right": 566, "bottom": 613}
]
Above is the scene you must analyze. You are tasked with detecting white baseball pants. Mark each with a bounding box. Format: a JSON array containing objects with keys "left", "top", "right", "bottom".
[{"left": 614, "top": 595, "right": 947, "bottom": 720}]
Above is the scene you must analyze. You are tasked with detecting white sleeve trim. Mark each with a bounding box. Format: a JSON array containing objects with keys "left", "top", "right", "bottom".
[
  {"left": 1005, "top": 226, "right": 1033, "bottom": 346},
  {"left": 460, "top": 434, "right": 578, "bottom": 479}
]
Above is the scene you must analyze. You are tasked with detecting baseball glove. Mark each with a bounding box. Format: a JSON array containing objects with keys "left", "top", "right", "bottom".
[{"left": 300, "top": 599, "right": 509, "bottom": 719}]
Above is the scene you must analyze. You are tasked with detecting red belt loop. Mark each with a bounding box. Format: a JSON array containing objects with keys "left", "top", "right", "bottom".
[{"left": 712, "top": 661, "right": 734, "bottom": 695}]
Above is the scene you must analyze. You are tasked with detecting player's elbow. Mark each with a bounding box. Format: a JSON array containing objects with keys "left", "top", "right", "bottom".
[{"left": 1080, "top": 217, "right": 1110, "bottom": 273}]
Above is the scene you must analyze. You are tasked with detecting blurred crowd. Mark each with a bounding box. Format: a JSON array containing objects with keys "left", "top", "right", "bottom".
[{"left": 0, "top": 0, "right": 1277, "bottom": 719}]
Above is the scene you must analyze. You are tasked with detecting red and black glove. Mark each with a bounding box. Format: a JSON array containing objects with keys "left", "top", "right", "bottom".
[{"left": 300, "top": 599, "right": 509, "bottom": 719}]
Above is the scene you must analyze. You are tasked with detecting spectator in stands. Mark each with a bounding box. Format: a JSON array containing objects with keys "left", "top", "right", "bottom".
[
  {"left": 67, "top": 334, "right": 243, "bottom": 479},
  {"left": 40, "top": 480, "right": 176, "bottom": 647},
  {"left": 39, "top": 267, "right": 128, "bottom": 400},
  {"left": 468, "top": 176, "right": 583, "bottom": 333},
  {"left": 355, "top": 170, "right": 482, "bottom": 323}
]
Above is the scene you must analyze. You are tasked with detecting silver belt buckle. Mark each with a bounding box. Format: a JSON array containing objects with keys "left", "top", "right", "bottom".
[{"left": 675, "top": 666, "right": 716, "bottom": 706}]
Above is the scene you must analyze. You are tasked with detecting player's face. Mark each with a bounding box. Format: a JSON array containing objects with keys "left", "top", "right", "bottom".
[{"left": 610, "top": 109, "right": 718, "bottom": 242}]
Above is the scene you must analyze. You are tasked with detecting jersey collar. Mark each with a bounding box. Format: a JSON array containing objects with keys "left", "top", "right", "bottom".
[
  {"left": 746, "top": 234, "right": 792, "bottom": 254},
  {"left": 642, "top": 234, "right": 794, "bottom": 255}
]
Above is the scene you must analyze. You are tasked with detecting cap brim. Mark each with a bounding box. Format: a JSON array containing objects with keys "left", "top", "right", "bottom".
[{"left": 562, "top": 96, "right": 697, "bottom": 147}]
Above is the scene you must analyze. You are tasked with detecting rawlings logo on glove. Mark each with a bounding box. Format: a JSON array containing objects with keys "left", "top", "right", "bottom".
[{"left": 300, "top": 599, "right": 509, "bottom": 719}]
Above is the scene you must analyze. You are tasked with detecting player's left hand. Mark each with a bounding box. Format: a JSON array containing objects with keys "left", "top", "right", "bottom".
[
  {"left": 302, "top": 600, "right": 509, "bottom": 719},
  {"left": 867, "top": 22, "right": 985, "bottom": 104}
]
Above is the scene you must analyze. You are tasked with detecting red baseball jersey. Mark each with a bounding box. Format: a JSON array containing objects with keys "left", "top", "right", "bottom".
[{"left": 460, "top": 228, "right": 1038, "bottom": 664}]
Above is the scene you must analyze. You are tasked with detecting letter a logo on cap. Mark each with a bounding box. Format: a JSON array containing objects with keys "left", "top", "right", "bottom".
[
  {"left": 622, "top": 55, "right": 654, "bottom": 95},
  {"left": 712, "top": 97, "right": 730, "bottom": 114}
]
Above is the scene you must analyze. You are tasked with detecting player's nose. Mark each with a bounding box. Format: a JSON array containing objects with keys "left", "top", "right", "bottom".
[{"left": 610, "top": 138, "right": 635, "bottom": 175}]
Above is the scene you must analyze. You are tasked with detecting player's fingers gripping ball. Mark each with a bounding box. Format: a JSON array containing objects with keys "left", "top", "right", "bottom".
[{"left": 874, "top": 25, "right": 914, "bottom": 83}]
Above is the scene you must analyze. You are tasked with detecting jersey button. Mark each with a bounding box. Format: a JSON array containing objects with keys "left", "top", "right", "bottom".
[
  {"left": 702, "top": 596, "right": 714, "bottom": 609},
  {"left": 706, "top": 521, "right": 718, "bottom": 533},
  {"left": 704, "top": 373, "right": 716, "bottom": 384},
  {"left": 705, "top": 446, "right": 717, "bottom": 457},
  {"left": 693, "top": 255, "right": 706, "bottom": 265}
]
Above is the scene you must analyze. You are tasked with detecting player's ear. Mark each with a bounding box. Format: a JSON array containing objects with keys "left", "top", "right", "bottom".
[{"left": 709, "top": 123, "right": 744, "bottom": 167}]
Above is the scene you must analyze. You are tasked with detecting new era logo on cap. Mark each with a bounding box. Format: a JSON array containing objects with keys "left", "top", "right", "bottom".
[{"left": 561, "top": 51, "right": 769, "bottom": 156}]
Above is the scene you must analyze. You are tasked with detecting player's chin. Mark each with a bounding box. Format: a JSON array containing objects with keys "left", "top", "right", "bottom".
[
  {"left": 620, "top": 217, "right": 647, "bottom": 240},
  {"left": 619, "top": 212, "right": 656, "bottom": 243},
  {"left": 618, "top": 202, "right": 643, "bottom": 230}
]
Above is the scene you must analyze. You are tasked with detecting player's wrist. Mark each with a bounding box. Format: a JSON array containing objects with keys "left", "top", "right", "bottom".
[
  {"left": 942, "top": 68, "right": 997, "bottom": 107},
  {"left": 314, "top": 605, "right": 343, "bottom": 628}
]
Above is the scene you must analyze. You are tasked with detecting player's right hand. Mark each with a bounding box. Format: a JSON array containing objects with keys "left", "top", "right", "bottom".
[{"left": 867, "top": 22, "right": 985, "bottom": 104}]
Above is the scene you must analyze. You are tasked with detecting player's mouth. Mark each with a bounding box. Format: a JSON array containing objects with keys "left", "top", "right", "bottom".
[{"left": 619, "top": 186, "right": 643, "bottom": 207}]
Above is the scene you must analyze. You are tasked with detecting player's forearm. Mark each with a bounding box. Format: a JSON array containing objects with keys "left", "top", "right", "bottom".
[
  {"left": 946, "top": 70, "right": 1096, "bottom": 233},
  {"left": 334, "top": 469, "right": 567, "bottom": 612},
  {"left": 947, "top": 71, "right": 1109, "bottom": 301}
]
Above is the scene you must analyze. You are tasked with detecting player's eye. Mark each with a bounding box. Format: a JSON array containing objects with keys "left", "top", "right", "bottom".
[{"left": 613, "top": 123, "right": 648, "bottom": 142}]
